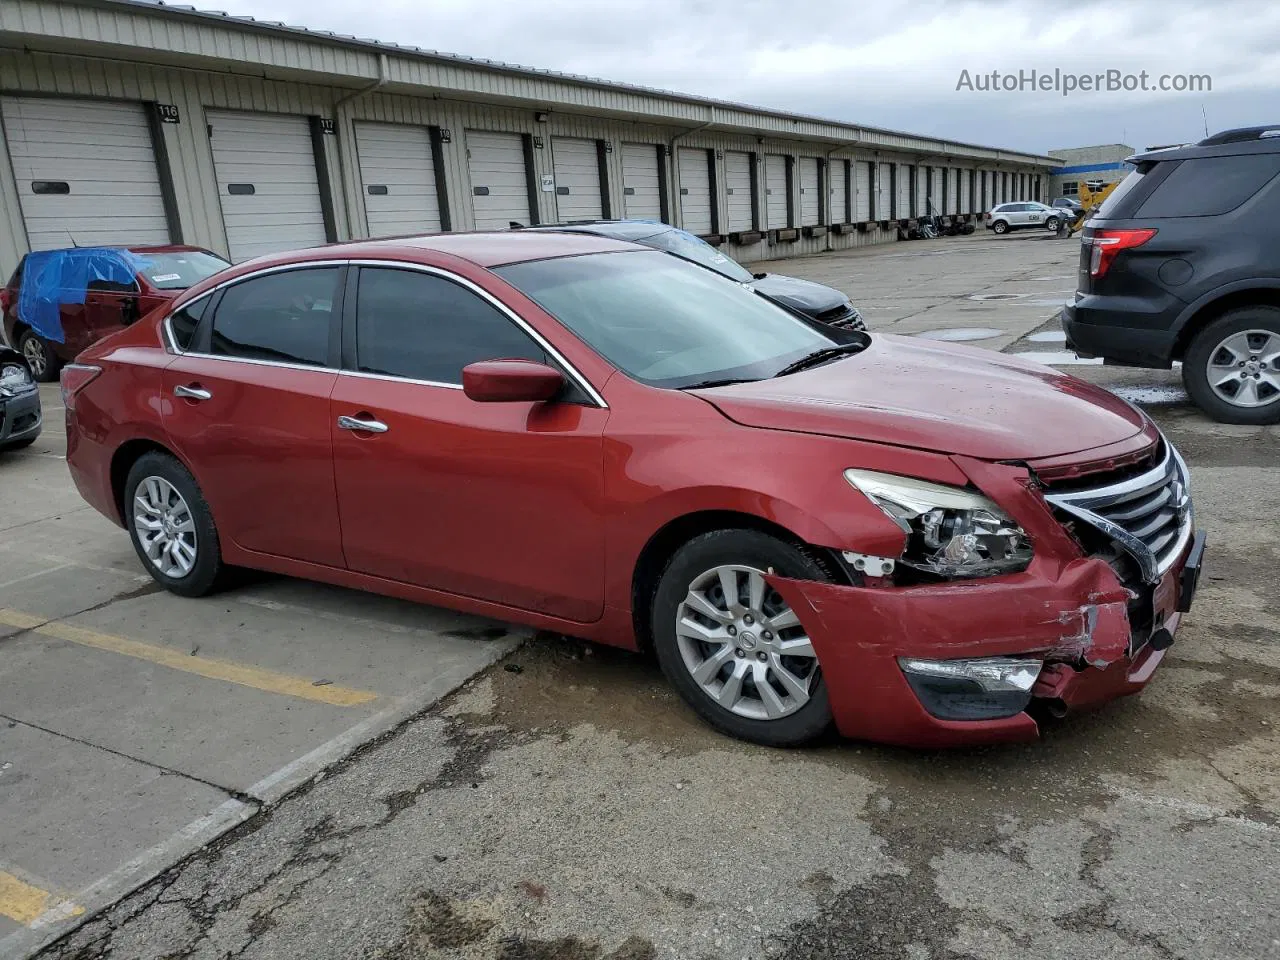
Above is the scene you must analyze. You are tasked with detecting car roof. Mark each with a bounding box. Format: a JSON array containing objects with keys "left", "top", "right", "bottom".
[
  {"left": 521, "top": 220, "right": 674, "bottom": 242},
  {"left": 374, "top": 229, "right": 642, "bottom": 265},
  {"left": 1128, "top": 125, "right": 1280, "bottom": 164}
]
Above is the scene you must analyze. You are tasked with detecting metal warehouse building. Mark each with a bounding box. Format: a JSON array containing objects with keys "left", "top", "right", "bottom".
[{"left": 0, "top": 0, "right": 1057, "bottom": 278}]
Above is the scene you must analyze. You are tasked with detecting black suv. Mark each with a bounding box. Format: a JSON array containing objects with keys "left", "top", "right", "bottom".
[{"left": 1063, "top": 125, "right": 1280, "bottom": 423}]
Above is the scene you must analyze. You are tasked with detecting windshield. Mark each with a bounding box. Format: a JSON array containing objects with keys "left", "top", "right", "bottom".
[
  {"left": 638, "top": 228, "right": 755, "bottom": 283},
  {"left": 136, "top": 251, "right": 231, "bottom": 290},
  {"left": 494, "top": 251, "right": 835, "bottom": 388}
]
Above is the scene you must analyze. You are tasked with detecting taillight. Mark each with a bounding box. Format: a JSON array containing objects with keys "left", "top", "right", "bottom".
[
  {"left": 1088, "top": 228, "right": 1157, "bottom": 279},
  {"left": 60, "top": 363, "right": 102, "bottom": 406},
  {"left": 0, "top": 289, "right": 11, "bottom": 312}
]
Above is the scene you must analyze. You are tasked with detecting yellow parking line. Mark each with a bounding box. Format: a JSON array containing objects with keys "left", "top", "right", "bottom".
[
  {"left": 0, "top": 871, "right": 82, "bottom": 926},
  {"left": 0, "top": 608, "right": 46, "bottom": 631},
  {"left": 0, "top": 608, "right": 377, "bottom": 707}
]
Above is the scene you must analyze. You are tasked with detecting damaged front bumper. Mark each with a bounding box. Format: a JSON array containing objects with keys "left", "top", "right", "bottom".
[{"left": 766, "top": 529, "right": 1205, "bottom": 748}]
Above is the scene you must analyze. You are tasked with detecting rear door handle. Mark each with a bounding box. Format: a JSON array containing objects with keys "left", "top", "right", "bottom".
[
  {"left": 337, "top": 415, "right": 389, "bottom": 434},
  {"left": 174, "top": 384, "right": 212, "bottom": 401}
]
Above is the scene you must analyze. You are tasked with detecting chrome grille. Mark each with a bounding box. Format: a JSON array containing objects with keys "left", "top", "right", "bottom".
[
  {"left": 1044, "top": 440, "right": 1193, "bottom": 584},
  {"left": 816, "top": 304, "right": 866, "bottom": 331}
]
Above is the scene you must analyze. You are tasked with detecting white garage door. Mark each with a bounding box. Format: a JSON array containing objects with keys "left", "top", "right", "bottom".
[
  {"left": 765, "top": 155, "right": 788, "bottom": 230},
  {"left": 677, "top": 147, "right": 712, "bottom": 234},
  {"left": 961, "top": 170, "right": 972, "bottom": 213},
  {"left": 915, "top": 166, "right": 928, "bottom": 217},
  {"left": 932, "top": 167, "right": 944, "bottom": 215},
  {"left": 878, "top": 162, "right": 893, "bottom": 219},
  {"left": 551, "top": 137, "right": 602, "bottom": 222},
  {"left": 354, "top": 121, "right": 441, "bottom": 238},
  {"left": 896, "top": 164, "right": 911, "bottom": 218},
  {"left": 1, "top": 96, "right": 170, "bottom": 251},
  {"left": 829, "top": 160, "right": 847, "bottom": 224},
  {"left": 855, "top": 162, "right": 871, "bottom": 221},
  {"left": 621, "top": 142, "right": 662, "bottom": 220},
  {"left": 207, "top": 111, "right": 327, "bottom": 263},
  {"left": 798, "top": 158, "right": 820, "bottom": 227},
  {"left": 467, "top": 130, "right": 531, "bottom": 231},
  {"left": 724, "top": 151, "right": 753, "bottom": 232}
]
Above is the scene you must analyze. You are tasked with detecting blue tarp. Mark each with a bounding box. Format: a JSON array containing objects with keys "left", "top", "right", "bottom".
[{"left": 17, "top": 248, "right": 149, "bottom": 344}]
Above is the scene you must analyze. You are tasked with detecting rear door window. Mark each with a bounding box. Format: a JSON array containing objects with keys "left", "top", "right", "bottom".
[
  {"left": 1135, "top": 153, "right": 1280, "bottom": 218},
  {"left": 208, "top": 267, "right": 341, "bottom": 366}
]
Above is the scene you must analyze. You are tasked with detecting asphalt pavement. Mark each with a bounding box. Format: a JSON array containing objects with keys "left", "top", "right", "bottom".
[{"left": 5, "top": 230, "right": 1278, "bottom": 960}]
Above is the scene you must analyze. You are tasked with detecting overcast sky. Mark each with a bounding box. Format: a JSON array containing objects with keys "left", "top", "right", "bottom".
[{"left": 239, "top": 0, "right": 1280, "bottom": 155}]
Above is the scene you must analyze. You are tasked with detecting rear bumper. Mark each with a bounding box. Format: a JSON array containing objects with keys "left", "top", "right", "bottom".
[
  {"left": 1062, "top": 300, "right": 1180, "bottom": 367},
  {"left": 767, "top": 533, "right": 1201, "bottom": 749},
  {"left": 0, "top": 389, "right": 41, "bottom": 446}
]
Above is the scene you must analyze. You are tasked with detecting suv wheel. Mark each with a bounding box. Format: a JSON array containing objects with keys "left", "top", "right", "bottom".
[
  {"left": 651, "top": 529, "right": 834, "bottom": 747},
  {"left": 1044, "top": 216, "right": 1060, "bottom": 231},
  {"left": 991, "top": 220, "right": 1009, "bottom": 235},
  {"left": 1183, "top": 307, "right": 1280, "bottom": 424},
  {"left": 18, "top": 330, "right": 59, "bottom": 383}
]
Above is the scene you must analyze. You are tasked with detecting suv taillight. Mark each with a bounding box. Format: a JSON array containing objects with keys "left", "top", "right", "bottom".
[
  {"left": 60, "top": 363, "right": 102, "bottom": 406},
  {"left": 1088, "top": 228, "right": 1157, "bottom": 279}
]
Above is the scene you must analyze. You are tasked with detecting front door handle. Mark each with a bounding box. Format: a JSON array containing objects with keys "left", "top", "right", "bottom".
[
  {"left": 174, "top": 384, "right": 212, "bottom": 401},
  {"left": 337, "top": 415, "right": 389, "bottom": 434}
]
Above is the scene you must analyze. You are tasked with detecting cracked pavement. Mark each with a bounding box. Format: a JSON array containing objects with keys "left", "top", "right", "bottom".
[{"left": 26, "top": 234, "right": 1280, "bottom": 960}]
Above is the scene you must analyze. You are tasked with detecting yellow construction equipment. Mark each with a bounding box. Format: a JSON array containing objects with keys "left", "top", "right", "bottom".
[{"left": 1060, "top": 179, "right": 1122, "bottom": 236}]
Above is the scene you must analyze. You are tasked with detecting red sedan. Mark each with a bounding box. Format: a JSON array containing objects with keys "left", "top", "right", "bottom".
[{"left": 62, "top": 232, "right": 1204, "bottom": 748}]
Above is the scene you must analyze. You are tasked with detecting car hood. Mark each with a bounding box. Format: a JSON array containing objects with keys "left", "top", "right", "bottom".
[
  {"left": 749, "top": 273, "right": 849, "bottom": 314},
  {"left": 691, "top": 334, "right": 1148, "bottom": 461}
]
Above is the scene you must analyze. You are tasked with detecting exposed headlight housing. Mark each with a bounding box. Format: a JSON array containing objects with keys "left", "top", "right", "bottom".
[
  {"left": 0, "top": 362, "right": 34, "bottom": 399},
  {"left": 844, "top": 469, "right": 1032, "bottom": 578}
]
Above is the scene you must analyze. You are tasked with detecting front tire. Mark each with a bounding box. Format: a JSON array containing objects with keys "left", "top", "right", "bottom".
[
  {"left": 992, "top": 220, "right": 1009, "bottom": 235},
  {"left": 651, "top": 529, "right": 834, "bottom": 747},
  {"left": 18, "top": 330, "right": 59, "bottom": 383},
  {"left": 124, "top": 452, "right": 226, "bottom": 596},
  {"left": 1183, "top": 307, "right": 1280, "bottom": 424}
]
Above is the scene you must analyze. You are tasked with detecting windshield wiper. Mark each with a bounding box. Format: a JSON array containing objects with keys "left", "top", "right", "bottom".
[
  {"left": 772, "top": 342, "right": 866, "bottom": 378},
  {"left": 678, "top": 377, "right": 760, "bottom": 390}
]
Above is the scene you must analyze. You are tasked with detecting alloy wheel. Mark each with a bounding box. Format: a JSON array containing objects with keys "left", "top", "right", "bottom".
[
  {"left": 1206, "top": 329, "right": 1280, "bottom": 408},
  {"left": 674, "top": 564, "right": 819, "bottom": 721},
  {"left": 21, "top": 336, "right": 45, "bottom": 379},
  {"left": 133, "top": 476, "right": 198, "bottom": 578}
]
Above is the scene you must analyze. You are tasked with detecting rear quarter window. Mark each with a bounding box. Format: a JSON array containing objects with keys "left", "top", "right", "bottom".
[{"left": 1135, "top": 153, "right": 1280, "bottom": 218}]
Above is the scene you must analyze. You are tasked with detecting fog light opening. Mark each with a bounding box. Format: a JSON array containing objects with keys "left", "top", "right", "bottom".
[{"left": 898, "top": 656, "right": 1043, "bottom": 722}]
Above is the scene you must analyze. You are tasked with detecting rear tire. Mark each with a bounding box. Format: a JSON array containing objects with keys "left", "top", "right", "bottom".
[
  {"left": 992, "top": 220, "right": 1009, "bottom": 235},
  {"left": 1044, "top": 216, "right": 1060, "bottom": 232},
  {"left": 1182, "top": 307, "right": 1280, "bottom": 425},
  {"left": 124, "top": 452, "right": 226, "bottom": 597},
  {"left": 651, "top": 529, "right": 835, "bottom": 747},
  {"left": 18, "top": 330, "right": 59, "bottom": 383}
]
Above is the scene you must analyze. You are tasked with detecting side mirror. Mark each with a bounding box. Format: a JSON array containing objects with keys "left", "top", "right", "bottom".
[{"left": 462, "top": 359, "right": 565, "bottom": 403}]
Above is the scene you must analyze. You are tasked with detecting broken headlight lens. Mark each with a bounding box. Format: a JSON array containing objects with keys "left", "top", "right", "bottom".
[
  {"left": 0, "top": 362, "right": 34, "bottom": 398},
  {"left": 844, "top": 469, "right": 1032, "bottom": 578}
]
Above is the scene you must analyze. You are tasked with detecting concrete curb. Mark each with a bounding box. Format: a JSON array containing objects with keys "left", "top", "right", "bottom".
[{"left": 3, "top": 633, "right": 524, "bottom": 960}]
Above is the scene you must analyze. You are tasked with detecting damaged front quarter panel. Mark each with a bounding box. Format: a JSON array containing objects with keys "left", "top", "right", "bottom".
[{"left": 764, "top": 458, "right": 1144, "bottom": 748}]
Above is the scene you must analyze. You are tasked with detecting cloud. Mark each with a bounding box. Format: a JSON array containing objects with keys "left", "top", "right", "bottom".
[{"left": 236, "top": 0, "right": 1280, "bottom": 153}]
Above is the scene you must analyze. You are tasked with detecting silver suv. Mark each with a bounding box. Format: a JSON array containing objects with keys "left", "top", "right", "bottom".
[{"left": 984, "top": 202, "right": 1062, "bottom": 234}]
